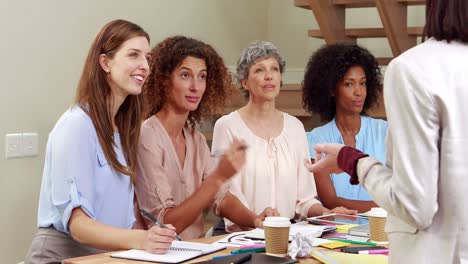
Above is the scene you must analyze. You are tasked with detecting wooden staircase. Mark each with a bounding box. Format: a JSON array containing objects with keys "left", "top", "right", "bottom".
[
  {"left": 295, "top": 0, "right": 426, "bottom": 65},
  {"left": 203, "top": 1, "right": 427, "bottom": 141},
  {"left": 292, "top": 0, "right": 426, "bottom": 119}
]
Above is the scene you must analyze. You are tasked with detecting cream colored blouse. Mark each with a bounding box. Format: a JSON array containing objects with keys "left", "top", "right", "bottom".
[
  {"left": 212, "top": 111, "right": 321, "bottom": 230},
  {"left": 134, "top": 116, "right": 223, "bottom": 240}
]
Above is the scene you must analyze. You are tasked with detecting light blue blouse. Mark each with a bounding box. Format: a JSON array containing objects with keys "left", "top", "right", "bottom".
[
  {"left": 307, "top": 116, "right": 387, "bottom": 201},
  {"left": 37, "top": 106, "right": 135, "bottom": 234}
]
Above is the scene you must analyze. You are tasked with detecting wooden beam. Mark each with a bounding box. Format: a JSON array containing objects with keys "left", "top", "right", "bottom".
[
  {"left": 309, "top": 0, "right": 356, "bottom": 44},
  {"left": 375, "top": 0, "right": 417, "bottom": 56},
  {"left": 332, "top": 0, "right": 375, "bottom": 8}
]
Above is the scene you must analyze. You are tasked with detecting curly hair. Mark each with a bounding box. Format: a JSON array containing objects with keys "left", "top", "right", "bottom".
[
  {"left": 236, "top": 41, "right": 286, "bottom": 98},
  {"left": 143, "top": 35, "right": 232, "bottom": 131},
  {"left": 302, "top": 44, "right": 382, "bottom": 122}
]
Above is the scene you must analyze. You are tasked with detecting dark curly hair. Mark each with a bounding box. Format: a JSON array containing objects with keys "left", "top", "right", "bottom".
[
  {"left": 143, "top": 35, "right": 232, "bottom": 131},
  {"left": 302, "top": 44, "right": 382, "bottom": 122}
]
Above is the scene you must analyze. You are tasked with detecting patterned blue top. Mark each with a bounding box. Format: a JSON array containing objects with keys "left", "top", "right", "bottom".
[
  {"left": 37, "top": 106, "right": 135, "bottom": 234},
  {"left": 307, "top": 116, "right": 387, "bottom": 201}
]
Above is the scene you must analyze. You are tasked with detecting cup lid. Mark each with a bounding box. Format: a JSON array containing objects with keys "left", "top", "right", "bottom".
[
  {"left": 368, "top": 207, "right": 387, "bottom": 217},
  {"left": 263, "top": 217, "right": 291, "bottom": 228}
]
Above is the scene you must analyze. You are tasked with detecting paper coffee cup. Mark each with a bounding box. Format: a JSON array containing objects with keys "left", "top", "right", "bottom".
[
  {"left": 368, "top": 207, "right": 388, "bottom": 242},
  {"left": 263, "top": 217, "right": 291, "bottom": 257}
]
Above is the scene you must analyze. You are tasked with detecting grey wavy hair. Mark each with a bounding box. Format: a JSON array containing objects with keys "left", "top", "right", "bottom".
[{"left": 235, "top": 40, "right": 286, "bottom": 98}]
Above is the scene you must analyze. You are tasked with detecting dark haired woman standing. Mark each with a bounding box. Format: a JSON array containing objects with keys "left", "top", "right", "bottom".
[{"left": 305, "top": 0, "right": 468, "bottom": 262}]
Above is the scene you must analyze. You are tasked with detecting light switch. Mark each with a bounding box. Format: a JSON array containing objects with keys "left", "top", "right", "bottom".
[
  {"left": 5, "top": 133, "right": 23, "bottom": 159},
  {"left": 22, "top": 132, "right": 39, "bottom": 157}
]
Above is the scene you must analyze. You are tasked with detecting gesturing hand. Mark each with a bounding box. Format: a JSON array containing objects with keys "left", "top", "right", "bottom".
[
  {"left": 215, "top": 137, "right": 247, "bottom": 182},
  {"left": 304, "top": 143, "right": 346, "bottom": 175}
]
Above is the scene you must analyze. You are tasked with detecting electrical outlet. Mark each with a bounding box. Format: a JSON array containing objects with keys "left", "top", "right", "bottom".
[
  {"left": 22, "top": 132, "right": 39, "bottom": 157},
  {"left": 5, "top": 134, "right": 23, "bottom": 159}
]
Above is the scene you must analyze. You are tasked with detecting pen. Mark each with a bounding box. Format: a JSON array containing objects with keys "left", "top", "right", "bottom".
[
  {"left": 328, "top": 238, "right": 377, "bottom": 246},
  {"left": 239, "top": 243, "right": 265, "bottom": 249},
  {"left": 358, "top": 249, "right": 389, "bottom": 255},
  {"left": 139, "top": 209, "right": 182, "bottom": 241},
  {"left": 230, "top": 253, "right": 252, "bottom": 264},
  {"left": 243, "top": 236, "right": 265, "bottom": 241},
  {"left": 231, "top": 247, "right": 265, "bottom": 254},
  {"left": 212, "top": 254, "right": 232, "bottom": 260},
  {"left": 211, "top": 145, "right": 248, "bottom": 157}
]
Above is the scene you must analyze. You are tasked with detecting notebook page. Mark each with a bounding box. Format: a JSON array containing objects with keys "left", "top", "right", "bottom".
[
  {"left": 111, "top": 241, "right": 226, "bottom": 263},
  {"left": 111, "top": 249, "right": 199, "bottom": 263},
  {"left": 171, "top": 240, "right": 226, "bottom": 254}
]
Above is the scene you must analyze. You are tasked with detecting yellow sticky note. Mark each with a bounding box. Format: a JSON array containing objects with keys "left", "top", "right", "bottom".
[
  {"left": 320, "top": 241, "right": 349, "bottom": 249},
  {"left": 311, "top": 251, "right": 388, "bottom": 264},
  {"left": 335, "top": 224, "right": 358, "bottom": 233}
]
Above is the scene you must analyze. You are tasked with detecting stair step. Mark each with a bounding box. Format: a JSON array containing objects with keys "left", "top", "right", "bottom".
[
  {"left": 294, "top": 0, "right": 311, "bottom": 9},
  {"left": 293, "top": 0, "right": 425, "bottom": 10},
  {"left": 345, "top": 28, "right": 386, "bottom": 37},
  {"left": 407, "top": 26, "right": 424, "bottom": 36},
  {"left": 332, "top": 0, "right": 375, "bottom": 8},
  {"left": 397, "top": 0, "right": 426, "bottom": 5},
  {"left": 377, "top": 57, "right": 392, "bottom": 65},
  {"left": 308, "top": 26, "right": 423, "bottom": 38}
]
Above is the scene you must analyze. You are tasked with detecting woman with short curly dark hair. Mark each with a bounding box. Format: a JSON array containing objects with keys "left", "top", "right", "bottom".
[
  {"left": 134, "top": 36, "right": 251, "bottom": 240},
  {"left": 303, "top": 44, "right": 387, "bottom": 213}
]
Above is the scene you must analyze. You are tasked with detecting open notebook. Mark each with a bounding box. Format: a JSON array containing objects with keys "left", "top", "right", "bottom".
[{"left": 111, "top": 241, "right": 226, "bottom": 263}]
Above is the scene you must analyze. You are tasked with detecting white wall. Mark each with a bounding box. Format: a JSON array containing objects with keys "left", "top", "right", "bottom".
[
  {"left": 0, "top": 1, "right": 267, "bottom": 262},
  {"left": 0, "top": 0, "right": 424, "bottom": 262}
]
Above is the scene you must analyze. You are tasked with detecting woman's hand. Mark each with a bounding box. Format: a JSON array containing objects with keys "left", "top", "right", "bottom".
[
  {"left": 254, "top": 207, "right": 280, "bottom": 228},
  {"left": 304, "top": 143, "right": 346, "bottom": 175},
  {"left": 323, "top": 206, "right": 358, "bottom": 216},
  {"left": 142, "top": 225, "right": 177, "bottom": 254},
  {"left": 214, "top": 137, "right": 247, "bottom": 182}
]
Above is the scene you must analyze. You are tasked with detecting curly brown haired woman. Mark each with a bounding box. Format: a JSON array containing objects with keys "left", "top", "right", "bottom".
[
  {"left": 142, "top": 35, "right": 231, "bottom": 129},
  {"left": 303, "top": 44, "right": 387, "bottom": 213},
  {"left": 134, "top": 36, "right": 256, "bottom": 240}
]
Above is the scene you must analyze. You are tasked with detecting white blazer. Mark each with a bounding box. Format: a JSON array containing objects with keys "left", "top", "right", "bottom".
[{"left": 357, "top": 38, "right": 468, "bottom": 263}]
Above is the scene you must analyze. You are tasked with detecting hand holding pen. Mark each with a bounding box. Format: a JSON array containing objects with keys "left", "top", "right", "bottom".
[
  {"left": 212, "top": 137, "right": 248, "bottom": 182},
  {"left": 140, "top": 209, "right": 182, "bottom": 241}
]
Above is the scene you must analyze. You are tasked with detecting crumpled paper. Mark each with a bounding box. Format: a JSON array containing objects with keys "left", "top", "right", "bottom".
[{"left": 288, "top": 233, "right": 316, "bottom": 259}]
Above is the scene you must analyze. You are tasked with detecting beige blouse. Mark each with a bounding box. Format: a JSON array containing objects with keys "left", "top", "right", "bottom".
[
  {"left": 134, "top": 116, "right": 223, "bottom": 240},
  {"left": 212, "top": 111, "right": 321, "bottom": 230}
]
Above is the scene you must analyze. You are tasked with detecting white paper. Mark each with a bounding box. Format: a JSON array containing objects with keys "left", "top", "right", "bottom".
[
  {"left": 111, "top": 241, "right": 226, "bottom": 263},
  {"left": 212, "top": 223, "right": 330, "bottom": 247}
]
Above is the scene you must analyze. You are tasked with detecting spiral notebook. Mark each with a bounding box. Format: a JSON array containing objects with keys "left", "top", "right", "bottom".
[{"left": 111, "top": 241, "right": 226, "bottom": 263}]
